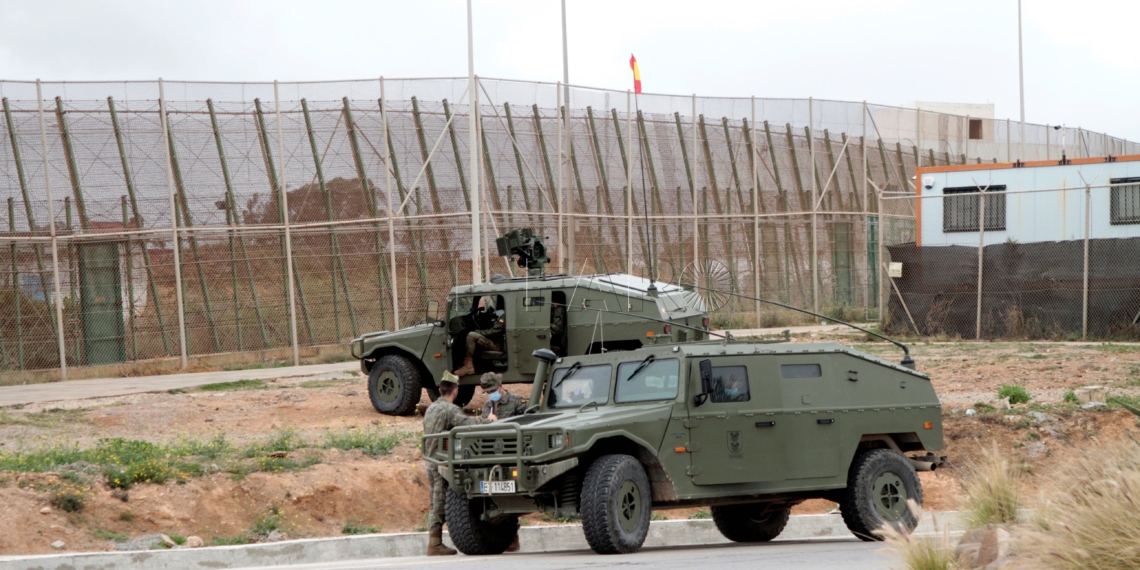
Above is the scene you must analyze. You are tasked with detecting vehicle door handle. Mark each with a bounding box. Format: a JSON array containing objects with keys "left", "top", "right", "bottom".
[
  {"left": 817, "top": 418, "right": 835, "bottom": 425},
  {"left": 754, "top": 421, "right": 776, "bottom": 428}
]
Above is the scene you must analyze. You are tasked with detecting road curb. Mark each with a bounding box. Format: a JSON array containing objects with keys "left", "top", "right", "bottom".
[{"left": 0, "top": 511, "right": 963, "bottom": 570}]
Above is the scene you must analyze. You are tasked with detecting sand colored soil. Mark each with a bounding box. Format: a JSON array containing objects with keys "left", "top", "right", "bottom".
[{"left": 1, "top": 338, "right": 1138, "bottom": 555}]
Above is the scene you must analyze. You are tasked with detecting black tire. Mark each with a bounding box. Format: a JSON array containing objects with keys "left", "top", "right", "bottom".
[
  {"left": 711, "top": 503, "right": 791, "bottom": 542},
  {"left": 580, "top": 454, "right": 652, "bottom": 554},
  {"left": 444, "top": 487, "right": 519, "bottom": 555},
  {"left": 453, "top": 384, "right": 476, "bottom": 407},
  {"left": 366, "top": 355, "right": 422, "bottom": 416},
  {"left": 840, "top": 448, "right": 923, "bottom": 541}
]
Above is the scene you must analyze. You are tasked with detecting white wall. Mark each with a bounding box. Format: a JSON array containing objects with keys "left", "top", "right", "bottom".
[{"left": 917, "top": 159, "right": 1140, "bottom": 246}]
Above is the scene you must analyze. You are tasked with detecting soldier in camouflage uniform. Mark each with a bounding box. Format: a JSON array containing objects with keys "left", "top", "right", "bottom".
[
  {"left": 479, "top": 373, "right": 527, "bottom": 420},
  {"left": 423, "top": 373, "right": 497, "bottom": 556},
  {"left": 454, "top": 297, "right": 505, "bottom": 377},
  {"left": 478, "top": 372, "right": 525, "bottom": 552},
  {"left": 550, "top": 300, "right": 567, "bottom": 356}
]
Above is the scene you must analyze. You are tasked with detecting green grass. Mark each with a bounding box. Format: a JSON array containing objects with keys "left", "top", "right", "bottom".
[
  {"left": 650, "top": 513, "right": 668, "bottom": 521},
  {"left": 211, "top": 535, "right": 251, "bottom": 546},
  {"left": 1064, "top": 390, "right": 1080, "bottom": 404},
  {"left": 998, "top": 384, "right": 1031, "bottom": 405},
  {"left": 92, "top": 528, "right": 129, "bottom": 542},
  {"left": 341, "top": 522, "right": 382, "bottom": 535},
  {"left": 689, "top": 509, "right": 711, "bottom": 520},
  {"left": 243, "top": 428, "right": 304, "bottom": 458},
  {"left": 322, "top": 429, "right": 409, "bottom": 457},
  {"left": 118, "top": 511, "right": 134, "bottom": 522},
  {"left": 197, "top": 379, "right": 267, "bottom": 392}
]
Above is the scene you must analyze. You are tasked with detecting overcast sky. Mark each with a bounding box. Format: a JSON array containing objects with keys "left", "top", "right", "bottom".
[{"left": 2, "top": 0, "right": 1137, "bottom": 139}]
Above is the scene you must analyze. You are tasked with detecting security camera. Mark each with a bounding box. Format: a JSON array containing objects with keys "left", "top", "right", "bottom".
[{"left": 1053, "top": 125, "right": 1061, "bottom": 131}]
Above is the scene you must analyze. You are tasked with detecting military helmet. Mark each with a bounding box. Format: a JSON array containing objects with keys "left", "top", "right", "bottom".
[{"left": 479, "top": 372, "right": 502, "bottom": 391}]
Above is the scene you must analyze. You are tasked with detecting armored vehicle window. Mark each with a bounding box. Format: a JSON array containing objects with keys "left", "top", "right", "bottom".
[
  {"left": 781, "top": 363, "right": 822, "bottom": 379},
  {"left": 710, "top": 365, "right": 750, "bottom": 403},
  {"left": 548, "top": 364, "right": 612, "bottom": 408},
  {"left": 449, "top": 296, "right": 474, "bottom": 319},
  {"left": 615, "top": 358, "right": 679, "bottom": 403}
]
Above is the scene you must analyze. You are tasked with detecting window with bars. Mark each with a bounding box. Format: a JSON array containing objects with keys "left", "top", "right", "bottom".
[
  {"left": 943, "top": 185, "right": 1006, "bottom": 232},
  {"left": 1110, "top": 177, "right": 1140, "bottom": 225}
]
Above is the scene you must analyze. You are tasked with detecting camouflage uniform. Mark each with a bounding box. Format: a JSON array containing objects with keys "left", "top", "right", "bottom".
[
  {"left": 423, "top": 399, "right": 491, "bottom": 530},
  {"left": 550, "top": 305, "right": 567, "bottom": 355},
  {"left": 466, "top": 310, "right": 505, "bottom": 356},
  {"left": 479, "top": 372, "right": 528, "bottom": 419}
]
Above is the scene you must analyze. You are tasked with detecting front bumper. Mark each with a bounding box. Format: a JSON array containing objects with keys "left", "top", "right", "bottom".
[{"left": 423, "top": 424, "right": 578, "bottom": 496}]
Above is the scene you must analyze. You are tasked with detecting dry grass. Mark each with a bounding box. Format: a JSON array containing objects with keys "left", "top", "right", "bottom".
[
  {"left": 1014, "top": 438, "right": 1140, "bottom": 570},
  {"left": 881, "top": 501, "right": 960, "bottom": 570},
  {"left": 961, "top": 443, "right": 1022, "bottom": 528}
]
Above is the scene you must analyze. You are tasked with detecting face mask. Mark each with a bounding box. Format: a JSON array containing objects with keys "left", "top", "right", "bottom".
[
  {"left": 724, "top": 388, "right": 739, "bottom": 397},
  {"left": 489, "top": 391, "right": 502, "bottom": 402}
]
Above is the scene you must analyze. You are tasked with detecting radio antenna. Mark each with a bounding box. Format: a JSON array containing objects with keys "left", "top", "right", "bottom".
[{"left": 634, "top": 100, "right": 656, "bottom": 292}]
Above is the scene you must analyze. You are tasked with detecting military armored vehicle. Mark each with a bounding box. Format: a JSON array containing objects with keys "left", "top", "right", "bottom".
[
  {"left": 424, "top": 339, "right": 944, "bottom": 555},
  {"left": 349, "top": 229, "right": 710, "bottom": 416}
]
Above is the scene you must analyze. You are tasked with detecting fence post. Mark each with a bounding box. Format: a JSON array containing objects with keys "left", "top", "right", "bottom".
[
  {"left": 8, "top": 197, "right": 23, "bottom": 369},
  {"left": 121, "top": 196, "right": 137, "bottom": 360},
  {"left": 809, "top": 98, "right": 818, "bottom": 314},
  {"left": 692, "top": 95, "right": 698, "bottom": 276},
  {"left": 862, "top": 101, "right": 870, "bottom": 320},
  {"left": 626, "top": 91, "right": 633, "bottom": 275},
  {"left": 158, "top": 79, "right": 188, "bottom": 370},
  {"left": 380, "top": 78, "right": 400, "bottom": 328},
  {"left": 1083, "top": 183, "right": 1090, "bottom": 339},
  {"left": 975, "top": 184, "right": 986, "bottom": 340},
  {"left": 556, "top": 82, "right": 563, "bottom": 273},
  {"left": 752, "top": 96, "right": 760, "bottom": 323},
  {"left": 273, "top": 82, "right": 300, "bottom": 366}
]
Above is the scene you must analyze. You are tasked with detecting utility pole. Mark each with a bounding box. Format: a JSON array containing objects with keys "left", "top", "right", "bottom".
[
  {"left": 562, "top": 0, "right": 574, "bottom": 273},
  {"left": 467, "top": 0, "right": 481, "bottom": 283},
  {"left": 1017, "top": 0, "right": 1026, "bottom": 162}
]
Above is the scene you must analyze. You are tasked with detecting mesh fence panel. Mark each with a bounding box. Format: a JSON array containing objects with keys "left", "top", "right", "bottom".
[{"left": 2, "top": 77, "right": 1138, "bottom": 376}]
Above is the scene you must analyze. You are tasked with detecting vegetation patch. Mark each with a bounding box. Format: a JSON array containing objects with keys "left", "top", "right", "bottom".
[
  {"left": 341, "top": 521, "right": 382, "bottom": 535},
  {"left": 197, "top": 379, "right": 267, "bottom": 392},
  {"left": 322, "top": 429, "right": 409, "bottom": 457},
  {"left": 997, "top": 384, "right": 1031, "bottom": 405}
]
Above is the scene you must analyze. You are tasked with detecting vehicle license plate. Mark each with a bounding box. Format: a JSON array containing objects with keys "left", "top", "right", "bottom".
[{"left": 480, "top": 480, "right": 516, "bottom": 494}]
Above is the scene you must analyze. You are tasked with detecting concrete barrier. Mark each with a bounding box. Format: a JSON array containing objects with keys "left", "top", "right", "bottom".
[{"left": 0, "top": 512, "right": 964, "bottom": 570}]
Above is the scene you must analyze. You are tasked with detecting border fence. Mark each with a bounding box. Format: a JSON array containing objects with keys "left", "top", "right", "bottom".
[{"left": 1, "top": 77, "right": 1136, "bottom": 380}]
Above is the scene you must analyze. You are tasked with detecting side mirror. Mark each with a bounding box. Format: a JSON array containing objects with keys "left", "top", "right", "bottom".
[
  {"left": 427, "top": 300, "right": 440, "bottom": 324},
  {"left": 693, "top": 359, "right": 713, "bottom": 407}
]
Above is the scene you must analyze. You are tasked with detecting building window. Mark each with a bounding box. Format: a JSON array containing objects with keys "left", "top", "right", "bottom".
[
  {"left": 1111, "top": 177, "right": 1140, "bottom": 225},
  {"left": 969, "top": 119, "right": 983, "bottom": 140},
  {"left": 943, "top": 185, "right": 1006, "bottom": 232}
]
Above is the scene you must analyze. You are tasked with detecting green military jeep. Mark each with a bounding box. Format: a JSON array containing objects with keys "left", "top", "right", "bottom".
[
  {"left": 350, "top": 230, "right": 709, "bottom": 416},
  {"left": 424, "top": 342, "right": 944, "bottom": 555}
]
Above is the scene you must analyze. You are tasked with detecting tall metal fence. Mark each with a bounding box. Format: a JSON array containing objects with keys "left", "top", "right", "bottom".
[{"left": 1, "top": 77, "right": 1136, "bottom": 378}]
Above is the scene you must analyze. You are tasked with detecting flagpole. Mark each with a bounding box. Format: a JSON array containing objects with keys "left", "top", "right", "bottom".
[{"left": 629, "top": 55, "right": 654, "bottom": 289}]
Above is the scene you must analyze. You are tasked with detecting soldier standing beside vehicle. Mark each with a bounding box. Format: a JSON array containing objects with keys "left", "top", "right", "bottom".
[
  {"left": 423, "top": 373, "right": 497, "bottom": 556},
  {"left": 454, "top": 297, "right": 505, "bottom": 377},
  {"left": 479, "top": 372, "right": 526, "bottom": 553},
  {"left": 480, "top": 372, "right": 528, "bottom": 420}
]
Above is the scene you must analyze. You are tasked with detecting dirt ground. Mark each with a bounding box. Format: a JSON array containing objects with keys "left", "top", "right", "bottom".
[{"left": 1, "top": 337, "right": 1139, "bottom": 556}]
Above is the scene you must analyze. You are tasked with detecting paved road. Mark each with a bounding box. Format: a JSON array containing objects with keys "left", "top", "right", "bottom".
[
  {"left": 236, "top": 539, "right": 889, "bottom": 570},
  {"left": 0, "top": 362, "right": 359, "bottom": 407}
]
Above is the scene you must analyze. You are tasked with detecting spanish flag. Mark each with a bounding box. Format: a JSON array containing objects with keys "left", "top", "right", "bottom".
[{"left": 629, "top": 54, "right": 642, "bottom": 94}]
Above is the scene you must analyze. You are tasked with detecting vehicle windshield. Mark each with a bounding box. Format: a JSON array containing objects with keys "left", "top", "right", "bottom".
[
  {"left": 615, "top": 358, "right": 680, "bottom": 403},
  {"left": 548, "top": 364, "right": 612, "bottom": 408},
  {"left": 449, "top": 296, "right": 474, "bottom": 319}
]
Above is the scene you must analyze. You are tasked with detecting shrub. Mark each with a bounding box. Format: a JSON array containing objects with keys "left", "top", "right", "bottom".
[
  {"left": 1063, "top": 390, "right": 1079, "bottom": 404},
  {"left": 118, "top": 511, "right": 134, "bottom": 522},
  {"left": 323, "top": 429, "right": 407, "bottom": 457},
  {"left": 689, "top": 509, "right": 711, "bottom": 520},
  {"left": 961, "top": 444, "right": 1021, "bottom": 528},
  {"left": 50, "top": 484, "right": 88, "bottom": 513},
  {"left": 103, "top": 466, "right": 132, "bottom": 490},
  {"left": 997, "top": 384, "right": 1031, "bottom": 405}
]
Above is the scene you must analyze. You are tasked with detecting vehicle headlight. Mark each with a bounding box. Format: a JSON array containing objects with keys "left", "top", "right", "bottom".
[
  {"left": 548, "top": 433, "right": 568, "bottom": 449},
  {"left": 454, "top": 438, "right": 462, "bottom": 451}
]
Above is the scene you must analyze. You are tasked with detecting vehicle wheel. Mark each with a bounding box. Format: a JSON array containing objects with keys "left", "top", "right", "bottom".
[
  {"left": 840, "top": 448, "right": 923, "bottom": 541},
  {"left": 580, "top": 454, "right": 652, "bottom": 554},
  {"left": 366, "top": 355, "right": 422, "bottom": 416},
  {"left": 453, "top": 384, "right": 476, "bottom": 407},
  {"left": 711, "top": 503, "right": 791, "bottom": 542},
  {"left": 444, "top": 488, "right": 519, "bottom": 555}
]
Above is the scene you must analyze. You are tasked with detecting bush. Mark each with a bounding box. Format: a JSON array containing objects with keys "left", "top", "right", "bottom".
[
  {"left": 323, "top": 429, "right": 407, "bottom": 457},
  {"left": 341, "top": 522, "right": 382, "bottom": 535},
  {"left": 1063, "top": 390, "right": 1079, "bottom": 404},
  {"left": 50, "top": 484, "right": 88, "bottom": 513},
  {"left": 961, "top": 444, "right": 1021, "bottom": 528},
  {"left": 997, "top": 384, "right": 1031, "bottom": 405}
]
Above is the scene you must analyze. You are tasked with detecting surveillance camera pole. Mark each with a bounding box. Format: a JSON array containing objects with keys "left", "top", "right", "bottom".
[{"left": 1017, "top": 0, "right": 1026, "bottom": 162}]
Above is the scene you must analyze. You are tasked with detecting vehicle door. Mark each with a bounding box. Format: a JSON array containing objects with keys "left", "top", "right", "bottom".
[
  {"left": 512, "top": 292, "right": 551, "bottom": 375},
  {"left": 687, "top": 356, "right": 787, "bottom": 485},
  {"left": 777, "top": 356, "right": 841, "bottom": 480},
  {"left": 445, "top": 296, "right": 476, "bottom": 372}
]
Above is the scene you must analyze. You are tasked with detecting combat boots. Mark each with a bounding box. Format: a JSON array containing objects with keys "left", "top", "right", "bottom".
[
  {"left": 426, "top": 525, "right": 456, "bottom": 556},
  {"left": 454, "top": 357, "right": 475, "bottom": 377}
]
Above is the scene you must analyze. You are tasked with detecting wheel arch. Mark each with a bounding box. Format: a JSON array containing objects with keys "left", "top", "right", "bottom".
[
  {"left": 581, "top": 435, "right": 677, "bottom": 503},
  {"left": 364, "top": 347, "right": 435, "bottom": 387}
]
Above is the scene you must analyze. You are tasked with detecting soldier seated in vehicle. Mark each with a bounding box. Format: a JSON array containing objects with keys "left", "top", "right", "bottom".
[
  {"left": 550, "top": 297, "right": 567, "bottom": 357},
  {"left": 713, "top": 372, "right": 750, "bottom": 403},
  {"left": 454, "top": 296, "right": 505, "bottom": 377}
]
